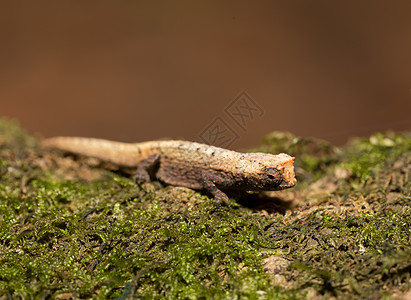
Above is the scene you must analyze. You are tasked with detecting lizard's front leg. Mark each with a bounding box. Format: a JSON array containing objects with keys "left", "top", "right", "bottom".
[
  {"left": 135, "top": 153, "right": 161, "bottom": 182},
  {"left": 202, "top": 173, "right": 231, "bottom": 205}
]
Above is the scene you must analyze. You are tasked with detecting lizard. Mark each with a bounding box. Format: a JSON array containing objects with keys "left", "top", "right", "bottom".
[{"left": 42, "top": 137, "right": 297, "bottom": 204}]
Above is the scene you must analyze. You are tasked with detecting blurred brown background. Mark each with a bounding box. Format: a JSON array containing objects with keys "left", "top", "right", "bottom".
[{"left": 1, "top": 1, "right": 410, "bottom": 148}]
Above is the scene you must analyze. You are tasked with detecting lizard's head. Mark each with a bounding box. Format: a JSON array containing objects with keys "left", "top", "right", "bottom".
[{"left": 246, "top": 153, "right": 297, "bottom": 190}]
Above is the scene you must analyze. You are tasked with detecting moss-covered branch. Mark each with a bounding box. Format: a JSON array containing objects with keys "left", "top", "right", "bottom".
[{"left": 0, "top": 119, "right": 410, "bottom": 299}]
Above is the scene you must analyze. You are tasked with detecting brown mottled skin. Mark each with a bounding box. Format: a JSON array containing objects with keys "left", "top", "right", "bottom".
[{"left": 42, "top": 137, "right": 297, "bottom": 204}]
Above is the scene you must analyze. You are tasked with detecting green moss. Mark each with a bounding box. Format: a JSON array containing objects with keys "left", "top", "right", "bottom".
[
  {"left": 339, "top": 132, "right": 411, "bottom": 183},
  {"left": 0, "top": 118, "right": 410, "bottom": 299},
  {"left": 0, "top": 117, "right": 37, "bottom": 149}
]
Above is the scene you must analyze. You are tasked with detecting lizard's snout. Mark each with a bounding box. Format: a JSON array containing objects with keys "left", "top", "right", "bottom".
[{"left": 277, "top": 156, "right": 297, "bottom": 189}]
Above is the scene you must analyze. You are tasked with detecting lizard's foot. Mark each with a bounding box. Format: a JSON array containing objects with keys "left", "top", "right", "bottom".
[
  {"left": 135, "top": 168, "right": 150, "bottom": 183},
  {"left": 202, "top": 173, "right": 231, "bottom": 205},
  {"left": 212, "top": 190, "right": 231, "bottom": 206}
]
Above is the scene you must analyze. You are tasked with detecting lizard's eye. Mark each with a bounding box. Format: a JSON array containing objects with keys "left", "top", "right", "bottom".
[
  {"left": 265, "top": 168, "right": 279, "bottom": 180},
  {"left": 265, "top": 169, "right": 283, "bottom": 186}
]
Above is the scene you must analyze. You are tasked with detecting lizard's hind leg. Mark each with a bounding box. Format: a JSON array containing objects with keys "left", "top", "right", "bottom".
[{"left": 135, "top": 154, "right": 161, "bottom": 183}]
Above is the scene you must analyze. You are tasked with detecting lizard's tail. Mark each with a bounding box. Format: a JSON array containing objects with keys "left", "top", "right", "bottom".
[{"left": 42, "top": 136, "right": 143, "bottom": 167}]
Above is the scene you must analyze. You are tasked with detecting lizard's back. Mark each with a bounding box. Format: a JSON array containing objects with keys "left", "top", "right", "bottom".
[{"left": 42, "top": 137, "right": 240, "bottom": 168}]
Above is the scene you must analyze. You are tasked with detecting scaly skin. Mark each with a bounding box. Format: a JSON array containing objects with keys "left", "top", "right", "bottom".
[{"left": 42, "top": 137, "right": 297, "bottom": 204}]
